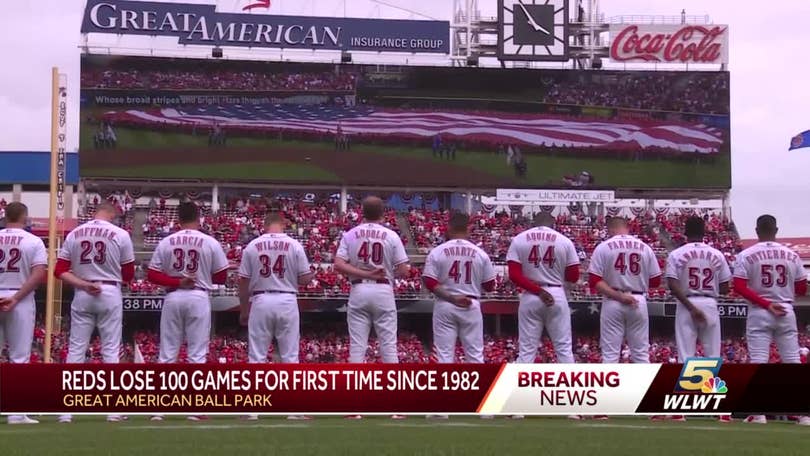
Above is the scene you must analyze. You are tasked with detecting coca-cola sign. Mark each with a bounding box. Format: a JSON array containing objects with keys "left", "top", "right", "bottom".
[{"left": 609, "top": 24, "right": 729, "bottom": 65}]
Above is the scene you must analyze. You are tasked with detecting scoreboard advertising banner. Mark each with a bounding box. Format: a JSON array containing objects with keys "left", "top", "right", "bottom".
[{"left": 1, "top": 360, "right": 808, "bottom": 415}]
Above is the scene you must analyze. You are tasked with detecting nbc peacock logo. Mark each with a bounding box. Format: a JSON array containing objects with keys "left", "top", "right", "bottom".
[{"left": 701, "top": 377, "right": 728, "bottom": 394}]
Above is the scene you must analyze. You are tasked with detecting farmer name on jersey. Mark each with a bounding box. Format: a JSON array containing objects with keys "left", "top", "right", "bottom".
[{"left": 605, "top": 239, "right": 646, "bottom": 252}]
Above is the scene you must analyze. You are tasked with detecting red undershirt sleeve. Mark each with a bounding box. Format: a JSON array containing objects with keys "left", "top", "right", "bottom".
[
  {"left": 508, "top": 261, "right": 541, "bottom": 294},
  {"left": 733, "top": 277, "right": 770, "bottom": 309},
  {"left": 482, "top": 279, "right": 496, "bottom": 293},
  {"left": 423, "top": 276, "right": 439, "bottom": 292},
  {"left": 121, "top": 262, "right": 135, "bottom": 283},
  {"left": 54, "top": 259, "right": 71, "bottom": 278},
  {"left": 212, "top": 269, "right": 228, "bottom": 285},
  {"left": 795, "top": 279, "right": 808, "bottom": 297},
  {"left": 588, "top": 273, "right": 602, "bottom": 291},
  {"left": 564, "top": 265, "right": 580, "bottom": 283},
  {"left": 147, "top": 269, "right": 182, "bottom": 288},
  {"left": 649, "top": 275, "right": 662, "bottom": 289}
]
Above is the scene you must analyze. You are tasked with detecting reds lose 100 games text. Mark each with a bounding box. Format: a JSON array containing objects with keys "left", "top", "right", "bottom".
[{"left": 62, "top": 369, "right": 480, "bottom": 392}]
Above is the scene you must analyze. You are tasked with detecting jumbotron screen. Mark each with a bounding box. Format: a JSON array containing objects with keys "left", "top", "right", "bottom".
[{"left": 79, "top": 55, "right": 730, "bottom": 189}]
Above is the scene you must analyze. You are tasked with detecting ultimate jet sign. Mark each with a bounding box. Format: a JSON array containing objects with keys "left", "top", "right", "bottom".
[{"left": 81, "top": 0, "right": 449, "bottom": 54}]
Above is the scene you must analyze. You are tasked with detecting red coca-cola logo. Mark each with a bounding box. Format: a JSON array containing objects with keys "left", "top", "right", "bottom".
[{"left": 610, "top": 25, "right": 727, "bottom": 64}]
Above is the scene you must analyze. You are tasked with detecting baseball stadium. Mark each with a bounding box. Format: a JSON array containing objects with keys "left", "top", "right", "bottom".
[{"left": 1, "top": 0, "right": 808, "bottom": 455}]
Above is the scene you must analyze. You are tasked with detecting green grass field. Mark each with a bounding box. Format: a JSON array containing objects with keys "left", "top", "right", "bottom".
[
  {"left": 1, "top": 416, "right": 806, "bottom": 456},
  {"left": 80, "top": 124, "right": 731, "bottom": 188}
]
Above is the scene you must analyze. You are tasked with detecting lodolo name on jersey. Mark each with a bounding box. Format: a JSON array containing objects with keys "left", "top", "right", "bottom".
[{"left": 353, "top": 228, "right": 387, "bottom": 240}]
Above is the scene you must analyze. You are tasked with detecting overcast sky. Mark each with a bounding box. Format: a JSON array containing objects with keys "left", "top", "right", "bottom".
[{"left": 2, "top": 0, "right": 809, "bottom": 239}]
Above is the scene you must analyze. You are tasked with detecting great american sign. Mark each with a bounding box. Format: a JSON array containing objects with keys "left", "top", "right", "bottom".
[{"left": 81, "top": 0, "right": 449, "bottom": 54}]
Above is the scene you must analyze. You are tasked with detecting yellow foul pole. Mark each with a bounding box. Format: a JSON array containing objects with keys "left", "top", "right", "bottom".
[{"left": 44, "top": 67, "right": 63, "bottom": 363}]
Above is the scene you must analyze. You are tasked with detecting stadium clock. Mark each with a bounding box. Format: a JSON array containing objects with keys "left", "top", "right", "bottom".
[{"left": 498, "top": 0, "right": 570, "bottom": 61}]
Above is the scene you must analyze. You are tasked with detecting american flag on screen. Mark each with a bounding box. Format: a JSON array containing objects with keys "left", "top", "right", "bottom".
[{"left": 103, "top": 104, "right": 724, "bottom": 154}]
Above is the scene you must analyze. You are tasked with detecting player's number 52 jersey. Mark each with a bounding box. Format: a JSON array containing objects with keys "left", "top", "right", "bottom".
[{"left": 665, "top": 242, "right": 731, "bottom": 298}]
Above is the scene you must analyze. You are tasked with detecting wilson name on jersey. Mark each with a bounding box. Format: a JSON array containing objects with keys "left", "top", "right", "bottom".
[{"left": 239, "top": 233, "right": 310, "bottom": 293}]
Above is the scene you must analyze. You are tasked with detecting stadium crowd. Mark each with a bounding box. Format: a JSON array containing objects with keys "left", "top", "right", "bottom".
[
  {"left": 541, "top": 72, "right": 729, "bottom": 115},
  {"left": 100, "top": 196, "right": 746, "bottom": 301},
  {"left": 82, "top": 69, "right": 358, "bottom": 92},
  {"left": 19, "top": 324, "right": 810, "bottom": 365}
]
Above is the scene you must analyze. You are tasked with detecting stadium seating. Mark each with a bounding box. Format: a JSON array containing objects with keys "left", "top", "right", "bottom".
[{"left": 21, "top": 324, "right": 809, "bottom": 365}]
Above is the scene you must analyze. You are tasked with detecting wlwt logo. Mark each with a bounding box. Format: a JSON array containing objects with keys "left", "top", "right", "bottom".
[
  {"left": 663, "top": 358, "right": 728, "bottom": 412},
  {"left": 243, "top": 0, "right": 271, "bottom": 11}
]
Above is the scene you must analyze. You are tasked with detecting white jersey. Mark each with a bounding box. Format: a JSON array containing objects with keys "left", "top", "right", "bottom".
[
  {"left": 58, "top": 219, "right": 134, "bottom": 283},
  {"left": 0, "top": 228, "right": 47, "bottom": 290},
  {"left": 665, "top": 242, "right": 731, "bottom": 298},
  {"left": 238, "top": 233, "right": 310, "bottom": 294},
  {"left": 149, "top": 229, "right": 228, "bottom": 291},
  {"left": 733, "top": 241, "right": 804, "bottom": 304},
  {"left": 423, "top": 239, "right": 496, "bottom": 298},
  {"left": 506, "top": 226, "right": 579, "bottom": 286},
  {"left": 588, "top": 234, "right": 661, "bottom": 292},
  {"left": 336, "top": 222, "right": 408, "bottom": 282}
]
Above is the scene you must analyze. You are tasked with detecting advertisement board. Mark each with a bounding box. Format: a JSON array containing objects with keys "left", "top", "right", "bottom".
[
  {"left": 610, "top": 24, "right": 729, "bottom": 65},
  {"left": 80, "top": 55, "right": 731, "bottom": 189}
]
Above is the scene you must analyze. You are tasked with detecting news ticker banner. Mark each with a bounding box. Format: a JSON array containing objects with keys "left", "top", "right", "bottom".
[{"left": 1, "top": 360, "right": 807, "bottom": 415}]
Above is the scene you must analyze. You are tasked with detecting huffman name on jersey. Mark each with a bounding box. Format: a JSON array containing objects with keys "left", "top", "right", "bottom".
[
  {"left": 663, "top": 394, "right": 726, "bottom": 411},
  {"left": 72, "top": 226, "right": 117, "bottom": 240}
]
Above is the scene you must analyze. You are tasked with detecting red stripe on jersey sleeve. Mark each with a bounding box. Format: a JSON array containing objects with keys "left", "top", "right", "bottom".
[
  {"left": 423, "top": 276, "right": 439, "bottom": 292},
  {"left": 147, "top": 269, "right": 181, "bottom": 288},
  {"left": 54, "top": 259, "right": 71, "bottom": 278},
  {"left": 795, "top": 279, "right": 808, "bottom": 297},
  {"left": 588, "top": 273, "right": 602, "bottom": 291},
  {"left": 732, "top": 277, "right": 770, "bottom": 309},
  {"left": 648, "top": 275, "right": 662, "bottom": 289},
  {"left": 212, "top": 269, "right": 228, "bottom": 285},
  {"left": 564, "top": 265, "right": 580, "bottom": 284},
  {"left": 121, "top": 262, "right": 135, "bottom": 283},
  {"left": 507, "top": 261, "right": 541, "bottom": 294}
]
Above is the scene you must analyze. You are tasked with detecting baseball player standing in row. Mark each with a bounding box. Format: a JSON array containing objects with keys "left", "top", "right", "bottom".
[
  {"left": 147, "top": 202, "right": 229, "bottom": 421},
  {"left": 238, "top": 212, "right": 313, "bottom": 421},
  {"left": 732, "top": 215, "right": 809, "bottom": 426},
  {"left": 423, "top": 213, "right": 496, "bottom": 419},
  {"left": 0, "top": 203, "right": 47, "bottom": 425},
  {"left": 666, "top": 217, "right": 732, "bottom": 362},
  {"left": 334, "top": 196, "right": 409, "bottom": 420},
  {"left": 506, "top": 212, "right": 580, "bottom": 420},
  {"left": 664, "top": 216, "right": 731, "bottom": 423},
  {"left": 507, "top": 213, "right": 580, "bottom": 364},
  {"left": 55, "top": 202, "right": 135, "bottom": 424},
  {"left": 588, "top": 217, "right": 661, "bottom": 364}
]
